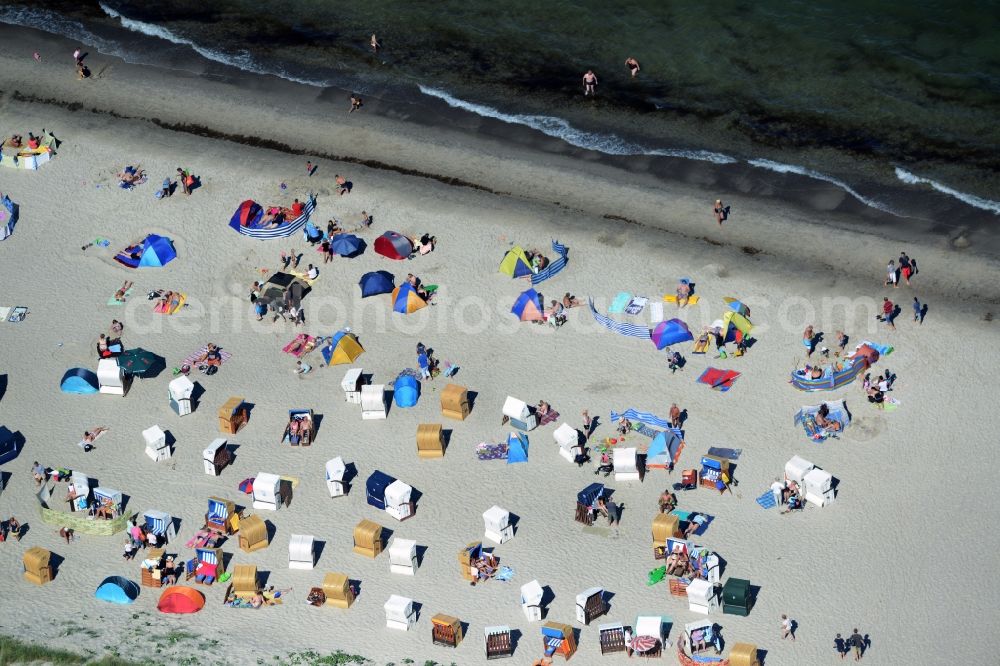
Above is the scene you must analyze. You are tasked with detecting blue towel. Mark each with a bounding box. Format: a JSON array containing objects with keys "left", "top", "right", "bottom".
[
  {"left": 756, "top": 489, "right": 777, "bottom": 509},
  {"left": 608, "top": 292, "right": 631, "bottom": 314},
  {"left": 495, "top": 565, "right": 515, "bottom": 582},
  {"left": 707, "top": 446, "right": 742, "bottom": 460}
]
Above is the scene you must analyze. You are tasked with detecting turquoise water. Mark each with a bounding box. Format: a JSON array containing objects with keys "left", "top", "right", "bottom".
[{"left": 4, "top": 0, "right": 999, "bottom": 212}]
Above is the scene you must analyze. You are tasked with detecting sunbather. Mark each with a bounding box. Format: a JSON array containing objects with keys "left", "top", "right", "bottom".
[
  {"left": 676, "top": 280, "right": 691, "bottom": 308},
  {"left": 562, "top": 292, "right": 581, "bottom": 308},
  {"left": 659, "top": 490, "right": 677, "bottom": 513},
  {"left": 113, "top": 281, "right": 133, "bottom": 303},
  {"left": 197, "top": 343, "right": 223, "bottom": 367}
]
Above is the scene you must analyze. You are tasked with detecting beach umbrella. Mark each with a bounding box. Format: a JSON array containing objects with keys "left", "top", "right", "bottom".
[
  {"left": 137, "top": 234, "right": 177, "bottom": 267},
  {"left": 650, "top": 318, "right": 693, "bottom": 350},
  {"left": 723, "top": 297, "right": 750, "bottom": 316},
  {"left": 511, "top": 288, "right": 544, "bottom": 322},
  {"left": 118, "top": 348, "right": 166, "bottom": 378},
  {"left": 359, "top": 271, "right": 395, "bottom": 297},
  {"left": 331, "top": 234, "right": 364, "bottom": 257}
]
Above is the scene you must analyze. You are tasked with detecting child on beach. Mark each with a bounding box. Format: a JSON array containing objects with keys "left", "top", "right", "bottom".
[{"left": 835, "top": 633, "right": 847, "bottom": 659}]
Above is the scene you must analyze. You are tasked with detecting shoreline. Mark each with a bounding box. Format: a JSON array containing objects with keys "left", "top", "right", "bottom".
[{"left": 2, "top": 24, "right": 1000, "bottom": 310}]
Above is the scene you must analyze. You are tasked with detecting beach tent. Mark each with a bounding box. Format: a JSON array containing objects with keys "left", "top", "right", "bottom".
[
  {"left": 359, "top": 271, "right": 395, "bottom": 297},
  {"left": 157, "top": 586, "right": 204, "bottom": 614},
  {"left": 374, "top": 231, "right": 412, "bottom": 260},
  {"left": 228, "top": 195, "right": 316, "bottom": 239},
  {"left": 1, "top": 194, "right": 18, "bottom": 240},
  {"left": 394, "top": 375, "right": 420, "bottom": 408},
  {"left": 0, "top": 426, "right": 19, "bottom": 464},
  {"left": 95, "top": 576, "right": 139, "bottom": 604},
  {"left": 60, "top": 368, "right": 99, "bottom": 394},
  {"left": 647, "top": 430, "right": 685, "bottom": 469},
  {"left": 511, "top": 289, "right": 544, "bottom": 322},
  {"left": 331, "top": 234, "right": 364, "bottom": 257},
  {"left": 230, "top": 200, "right": 263, "bottom": 229},
  {"left": 392, "top": 283, "right": 427, "bottom": 314},
  {"left": 507, "top": 432, "right": 528, "bottom": 464},
  {"left": 717, "top": 310, "right": 752, "bottom": 344},
  {"left": 499, "top": 246, "right": 533, "bottom": 278},
  {"left": 321, "top": 330, "right": 364, "bottom": 365},
  {"left": 651, "top": 318, "right": 693, "bottom": 350},
  {"left": 115, "top": 234, "right": 176, "bottom": 269}
]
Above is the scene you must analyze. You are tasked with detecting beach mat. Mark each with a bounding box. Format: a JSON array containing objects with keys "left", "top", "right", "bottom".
[
  {"left": 290, "top": 271, "right": 318, "bottom": 285},
  {"left": 697, "top": 367, "right": 740, "bottom": 392},
  {"left": 476, "top": 442, "right": 508, "bottom": 461},
  {"left": 282, "top": 334, "right": 317, "bottom": 357},
  {"left": 756, "top": 489, "right": 777, "bottom": 509},
  {"left": 4, "top": 306, "right": 28, "bottom": 322},
  {"left": 153, "top": 293, "right": 186, "bottom": 314},
  {"left": 182, "top": 346, "right": 233, "bottom": 367},
  {"left": 107, "top": 287, "right": 133, "bottom": 306},
  {"left": 663, "top": 294, "right": 700, "bottom": 305},
  {"left": 608, "top": 292, "right": 631, "bottom": 314},
  {"left": 625, "top": 296, "right": 648, "bottom": 315},
  {"left": 707, "top": 446, "right": 742, "bottom": 460}
]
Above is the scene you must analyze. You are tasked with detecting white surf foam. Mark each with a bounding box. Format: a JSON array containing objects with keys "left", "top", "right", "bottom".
[
  {"left": 419, "top": 85, "right": 739, "bottom": 164},
  {"left": 99, "top": 2, "right": 330, "bottom": 88},
  {"left": 895, "top": 168, "right": 1000, "bottom": 215},
  {"left": 747, "top": 158, "right": 902, "bottom": 216},
  {"left": 0, "top": 4, "right": 126, "bottom": 61}
]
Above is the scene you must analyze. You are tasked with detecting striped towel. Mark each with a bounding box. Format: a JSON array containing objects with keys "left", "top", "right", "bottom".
[{"left": 183, "top": 346, "right": 233, "bottom": 367}]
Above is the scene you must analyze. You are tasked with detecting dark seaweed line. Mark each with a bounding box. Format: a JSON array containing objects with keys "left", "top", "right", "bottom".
[{"left": 7, "top": 89, "right": 507, "bottom": 196}]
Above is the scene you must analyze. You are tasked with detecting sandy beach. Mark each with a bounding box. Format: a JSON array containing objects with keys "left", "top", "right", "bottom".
[{"left": 1, "top": 23, "right": 999, "bottom": 666}]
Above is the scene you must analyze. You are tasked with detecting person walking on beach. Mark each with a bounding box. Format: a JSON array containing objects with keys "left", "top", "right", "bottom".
[
  {"left": 780, "top": 614, "right": 795, "bottom": 641},
  {"left": 881, "top": 297, "right": 896, "bottom": 330},
  {"left": 898, "top": 251, "right": 913, "bottom": 285},
  {"left": 582, "top": 69, "right": 598, "bottom": 96},
  {"left": 884, "top": 259, "right": 897, "bottom": 288},
  {"left": 350, "top": 94, "right": 363, "bottom": 113},
  {"left": 177, "top": 168, "right": 190, "bottom": 195},
  {"left": 713, "top": 199, "right": 727, "bottom": 225},
  {"left": 370, "top": 33, "right": 381, "bottom": 52},
  {"left": 849, "top": 629, "right": 865, "bottom": 660},
  {"left": 912, "top": 297, "right": 921, "bottom": 323},
  {"left": 834, "top": 633, "right": 847, "bottom": 659},
  {"left": 73, "top": 48, "right": 82, "bottom": 65},
  {"left": 625, "top": 57, "right": 640, "bottom": 77},
  {"left": 803, "top": 325, "right": 815, "bottom": 357}
]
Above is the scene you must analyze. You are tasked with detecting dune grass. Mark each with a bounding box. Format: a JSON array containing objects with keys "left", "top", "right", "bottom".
[{"left": 0, "top": 635, "right": 141, "bottom": 666}]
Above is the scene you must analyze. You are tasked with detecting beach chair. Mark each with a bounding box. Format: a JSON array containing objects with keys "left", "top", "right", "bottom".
[
  {"left": 483, "top": 505, "right": 513, "bottom": 544},
  {"left": 251, "top": 472, "right": 282, "bottom": 511},
  {"left": 541, "top": 622, "right": 576, "bottom": 660},
  {"left": 554, "top": 424, "right": 583, "bottom": 463},
  {"left": 388, "top": 538, "right": 417, "bottom": 576},
  {"left": 22, "top": 547, "right": 52, "bottom": 585},
  {"left": 143, "top": 425, "right": 170, "bottom": 462},
  {"left": 227, "top": 564, "right": 260, "bottom": 603},
  {"left": 416, "top": 423, "right": 445, "bottom": 458},
  {"left": 288, "top": 534, "right": 316, "bottom": 569},
  {"left": 686, "top": 578, "right": 719, "bottom": 614},
  {"left": 729, "top": 643, "right": 761, "bottom": 666},
  {"left": 521, "top": 579, "right": 544, "bottom": 621},
  {"left": 575, "top": 587, "right": 607, "bottom": 625},
  {"left": 237, "top": 514, "right": 268, "bottom": 553},
  {"left": 575, "top": 483, "right": 603, "bottom": 526},
  {"left": 325, "top": 457, "right": 348, "bottom": 497},
  {"left": 384, "top": 594, "right": 416, "bottom": 631},
  {"left": 217, "top": 396, "right": 247, "bottom": 434},
  {"left": 282, "top": 409, "right": 314, "bottom": 446},
  {"left": 722, "top": 577, "right": 752, "bottom": 616},
  {"left": 143, "top": 509, "right": 177, "bottom": 544},
  {"left": 431, "top": 614, "right": 463, "bottom": 648},
  {"left": 323, "top": 572, "right": 355, "bottom": 608},
  {"left": 485, "top": 625, "right": 514, "bottom": 659},
  {"left": 440, "top": 383, "right": 471, "bottom": 420},
  {"left": 187, "top": 547, "right": 223, "bottom": 586},
  {"left": 352, "top": 519, "right": 383, "bottom": 558},
  {"left": 205, "top": 497, "right": 238, "bottom": 535},
  {"left": 652, "top": 513, "right": 682, "bottom": 559},
  {"left": 599, "top": 622, "right": 627, "bottom": 655},
  {"left": 203, "top": 438, "right": 231, "bottom": 476}
]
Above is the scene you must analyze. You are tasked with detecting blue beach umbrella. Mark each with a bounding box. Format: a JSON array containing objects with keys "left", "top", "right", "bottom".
[{"left": 331, "top": 234, "right": 364, "bottom": 257}]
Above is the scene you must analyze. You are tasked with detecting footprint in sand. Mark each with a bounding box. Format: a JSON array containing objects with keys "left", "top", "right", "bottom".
[
  {"left": 597, "top": 232, "right": 626, "bottom": 248},
  {"left": 851, "top": 415, "right": 885, "bottom": 442}
]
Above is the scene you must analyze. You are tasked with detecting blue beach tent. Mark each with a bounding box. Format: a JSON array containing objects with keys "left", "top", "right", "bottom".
[
  {"left": 358, "top": 271, "right": 395, "bottom": 298},
  {"left": 60, "top": 368, "right": 99, "bottom": 394},
  {"left": 137, "top": 235, "right": 177, "bottom": 267},
  {"left": 393, "top": 375, "right": 420, "bottom": 408},
  {"left": 95, "top": 576, "right": 140, "bottom": 604},
  {"left": 507, "top": 432, "right": 528, "bottom": 464}
]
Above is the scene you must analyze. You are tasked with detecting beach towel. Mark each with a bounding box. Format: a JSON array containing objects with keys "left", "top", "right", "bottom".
[
  {"left": 625, "top": 296, "right": 648, "bottom": 315},
  {"left": 282, "top": 334, "right": 317, "bottom": 358},
  {"left": 691, "top": 656, "right": 724, "bottom": 664},
  {"left": 107, "top": 287, "right": 133, "bottom": 306},
  {"left": 707, "top": 447, "right": 742, "bottom": 460},
  {"left": 153, "top": 293, "right": 186, "bottom": 314},
  {"left": 663, "top": 294, "right": 700, "bottom": 305},
  {"left": 756, "top": 489, "right": 777, "bottom": 509},
  {"left": 495, "top": 566, "right": 515, "bottom": 582},
  {"left": 182, "top": 346, "right": 232, "bottom": 367},
  {"left": 538, "top": 409, "right": 560, "bottom": 426},
  {"left": 697, "top": 367, "right": 740, "bottom": 392},
  {"left": 290, "top": 271, "right": 318, "bottom": 285},
  {"left": 476, "top": 442, "right": 509, "bottom": 461},
  {"left": 608, "top": 292, "right": 631, "bottom": 314},
  {"left": 649, "top": 301, "right": 664, "bottom": 324}
]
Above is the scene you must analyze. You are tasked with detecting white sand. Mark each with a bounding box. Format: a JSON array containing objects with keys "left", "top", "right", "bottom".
[{"left": 0, "top": 30, "right": 999, "bottom": 666}]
